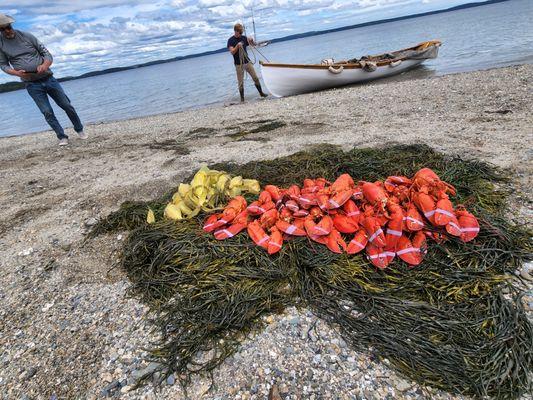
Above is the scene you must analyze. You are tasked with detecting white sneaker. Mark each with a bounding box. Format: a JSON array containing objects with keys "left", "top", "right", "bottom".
[
  {"left": 77, "top": 131, "right": 88, "bottom": 140},
  {"left": 58, "top": 138, "right": 69, "bottom": 146}
]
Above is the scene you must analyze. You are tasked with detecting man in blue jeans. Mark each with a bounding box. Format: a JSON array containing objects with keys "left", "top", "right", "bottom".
[{"left": 0, "top": 13, "right": 85, "bottom": 146}]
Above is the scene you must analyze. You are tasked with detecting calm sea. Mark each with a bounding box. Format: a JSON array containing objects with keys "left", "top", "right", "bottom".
[{"left": 0, "top": 0, "right": 532, "bottom": 138}]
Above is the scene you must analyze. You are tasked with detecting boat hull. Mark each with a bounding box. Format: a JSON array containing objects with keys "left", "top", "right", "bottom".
[{"left": 261, "top": 58, "right": 425, "bottom": 97}]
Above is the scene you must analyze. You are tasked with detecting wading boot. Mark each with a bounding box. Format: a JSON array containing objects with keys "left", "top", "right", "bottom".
[
  {"left": 239, "top": 88, "right": 245, "bottom": 103},
  {"left": 255, "top": 83, "right": 268, "bottom": 98}
]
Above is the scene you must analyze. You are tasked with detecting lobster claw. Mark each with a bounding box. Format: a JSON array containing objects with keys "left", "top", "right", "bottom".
[
  {"left": 360, "top": 216, "right": 387, "bottom": 248},
  {"left": 276, "top": 220, "right": 307, "bottom": 236},
  {"left": 305, "top": 215, "right": 333, "bottom": 236},
  {"left": 302, "top": 178, "right": 317, "bottom": 191},
  {"left": 385, "top": 213, "right": 403, "bottom": 248},
  {"left": 384, "top": 176, "right": 412, "bottom": 192},
  {"left": 264, "top": 185, "right": 282, "bottom": 202},
  {"left": 203, "top": 214, "right": 221, "bottom": 232},
  {"left": 412, "top": 231, "right": 427, "bottom": 255},
  {"left": 293, "top": 209, "right": 309, "bottom": 217},
  {"left": 286, "top": 184, "right": 301, "bottom": 200},
  {"left": 404, "top": 204, "right": 424, "bottom": 231},
  {"left": 247, "top": 220, "right": 270, "bottom": 249},
  {"left": 366, "top": 244, "right": 395, "bottom": 269},
  {"left": 267, "top": 227, "right": 283, "bottom": 254},
  {"left": 455, "top": 207, "right": 480, "bottom": 242},
  {"left": 333, "top": 214, "right": 358, "bottom": 234},
  {"left": 326, "top": 228, "right": 347, "bottom": 254},
  {"left": 316, "top": 193, "right": 330, "bottom": 211},
  {"left": 285, "top": 199, "right": 300, "bottom": 212},
  {"left": 343, "top": 200, "right": 361, "bottom": 223},
  {"left": 347, "top": 229, "right": 368, "bottom": 254},
  {"left": 331, "top": 173, "right": 355, "bottom": 192},
  {"left": 214, "top": 223, "right": 247, "bottom": 240},
  {"left": 413, "top": 191, "right": 437, "bottom": 225},
  {"left": 352, "top": 186, "right": 364, "bottom": 201},
  {"left": 434, "top": 195, "right": 455, "bottom": 226},
  {"left": 361, "top": 181, "right": 388, "bottom": 210},
  {"left": 328, "top": 190, "right": 353, "bottom": 209},
  {"left": 396, "top": 234, "right": 424, "bottom": 266},
  {"left": 258, "top": 190, "right": 272, "bottom": 204},
  {"left": 247, "top": 198, "right": 275, "bottom": 215},
  {"left": 297, "top": 193, "right": 316, "bottom": 209},
  {"left": 445, "top": 214, "right": 462, "bottom": 237},
  {"left": 260, "top": 208, "right": 279, "bottom": 229}
]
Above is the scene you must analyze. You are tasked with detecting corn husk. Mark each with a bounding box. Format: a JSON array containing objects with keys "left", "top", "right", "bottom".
[{"left": 148, "top": 167, "right": 261, "bottom": 222}]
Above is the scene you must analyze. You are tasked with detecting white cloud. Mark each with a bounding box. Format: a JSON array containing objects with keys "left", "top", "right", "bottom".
[{"left": 0, "top": 0, "right": 474, "bottom": 84}]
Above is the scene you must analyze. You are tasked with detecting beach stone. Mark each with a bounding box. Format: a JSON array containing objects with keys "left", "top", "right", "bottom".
[
  {"left": 131, "top": 361, "right": 161, "bottom": 381},
  {"left": 85, "top": 217, "right": 98, "bottom": 227},
  {"left": 166, "top": 374, "right": 175, "bottom": 385},
  {"left": 120, "top": 385, "right": 133, "bottom": 394},
  {"left": 101, "top": 380, "right": 120, "bottom": 396},
  {"left": 19, "top": 367, "right": 37, "bottom": 381},
  {"left": 394, "top": 378, "right": 412, "bottom": 392}
]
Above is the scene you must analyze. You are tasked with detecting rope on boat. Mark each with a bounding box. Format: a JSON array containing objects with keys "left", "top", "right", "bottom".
[
  {"left": 249, "top": 44, "right": 270, "bottom": 63},
  {"left": 390, "top": 60, "right": 402, "bottom": 67},
  {"left": 328, "top": 65, "right": 344, "bottom": 74}
]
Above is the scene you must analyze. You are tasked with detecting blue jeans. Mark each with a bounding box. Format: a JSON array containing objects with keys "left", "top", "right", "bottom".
[{"left": 26, "top": 76, "right": 83, "bottom": 139}]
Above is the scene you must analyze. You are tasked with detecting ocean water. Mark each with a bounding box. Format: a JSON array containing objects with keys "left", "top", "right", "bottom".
[{"left": 0, "top": 0, "right": 531, "bottom": 138}]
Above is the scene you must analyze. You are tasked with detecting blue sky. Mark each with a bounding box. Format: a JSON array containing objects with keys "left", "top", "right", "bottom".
[{"left": 1, "top": 0, "right": 488, "bottom": 83}]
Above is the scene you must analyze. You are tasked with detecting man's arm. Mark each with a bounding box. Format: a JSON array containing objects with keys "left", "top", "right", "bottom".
[
  {"left": 21, "top": 31, "right": 53, "bottom": 73},
  {"left": 0, "top": 50, "right": 29, "bottom": 78},
  {"left": 228, "top": 42, "right": 243, "bottom": 55}
]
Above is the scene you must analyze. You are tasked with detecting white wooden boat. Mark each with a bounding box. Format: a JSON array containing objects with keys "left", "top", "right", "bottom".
[{"left": 260, "top": 40, "right": 441, "bottom": 97}]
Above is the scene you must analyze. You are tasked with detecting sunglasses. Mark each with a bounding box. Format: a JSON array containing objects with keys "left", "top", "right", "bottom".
[{"left": 0, "top": 25, "right": 13, "bottom": 32}]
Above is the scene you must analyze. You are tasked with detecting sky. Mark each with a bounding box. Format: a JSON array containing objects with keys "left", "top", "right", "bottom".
[{"left": 0, "top": 0, "right": 489, "bottom": 83}]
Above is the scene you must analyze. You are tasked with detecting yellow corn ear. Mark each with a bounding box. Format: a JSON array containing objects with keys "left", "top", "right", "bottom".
[
  {"left": 164, "top": 167, "right": 260, "bottom": 221},
  {"left": 176, "top": 200, "right": 195, "bottom": 216},
  {"left": 229, "top": 176, "right": 243, "bottom": 189},
  {"left": 172, "top": 192, "right": 183, "bottom": 205},
  {"left": 228, "top": 186, "right": 242, "bottom": 197},
  {"left": 178, "top": 183, "right": 190, "bottom": 198},
  {"left": 208, "top": 171, "right": 221, "bottom": 186},
  {"left": 146, "top": 208, "right": 156, "bottom": 224},
  {"left": 191, "top": 168, "right": 208, "bottom": 188},
  {"left": 164, "top": 203, "right": 183, "bottom": 220},
  {"left": 216, "top": 174, "right": 230, "bottom": 192},
  {"left": 243, "top": 179, "right": 260, "bottom": 194}
]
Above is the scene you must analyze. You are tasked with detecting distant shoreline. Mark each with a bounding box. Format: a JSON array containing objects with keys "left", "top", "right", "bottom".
[
  {"left": 0, "top": 0, "right": 510, "bottom": 94},
  {"left": 1, "top": 63, "right": 529, "bottom": 139}
]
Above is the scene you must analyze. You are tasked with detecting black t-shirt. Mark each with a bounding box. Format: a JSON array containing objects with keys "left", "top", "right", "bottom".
[{"left": 227, "top": 35, "right": 250, "bottom": 65}]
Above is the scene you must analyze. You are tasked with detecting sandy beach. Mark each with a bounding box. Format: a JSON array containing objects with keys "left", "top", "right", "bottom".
[{"left": 0, "top": 64, "right": 532, "bottom": 399}]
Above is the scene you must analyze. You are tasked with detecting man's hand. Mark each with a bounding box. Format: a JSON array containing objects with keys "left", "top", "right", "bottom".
[
  {"left": 37, "top": 60, "right": 52, "bottom": 74},
  {"left": 36, "top": 64, "right": 48, "bottom": 74},
  {"left": 10, "top": 69, "right": 30, "bottom": 79},
  {"left": 236, "top": 42, "right": 243, "bottom": 48}
]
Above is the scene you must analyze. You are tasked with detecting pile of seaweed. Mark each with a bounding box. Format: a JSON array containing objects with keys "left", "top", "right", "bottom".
[{"left": 91, "top": 144, "right": 532, "bottom": 399}]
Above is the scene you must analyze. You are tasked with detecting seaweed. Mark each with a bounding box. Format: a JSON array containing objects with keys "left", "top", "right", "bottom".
[{"left": 92, "top": 144, "right": 533, "bottom": 399}]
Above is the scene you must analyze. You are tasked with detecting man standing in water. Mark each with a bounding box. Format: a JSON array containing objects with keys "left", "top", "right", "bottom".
[
  {"left": 0, "top": 14, "right": 85, "bottom": 146},
  {"left": 227, "top": 23, "right": 268, "bottom": 103}
]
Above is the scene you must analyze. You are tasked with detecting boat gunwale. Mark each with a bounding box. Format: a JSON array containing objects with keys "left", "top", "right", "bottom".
[{"left": 260, "top": 40, "right": 441, "bottom": 69}]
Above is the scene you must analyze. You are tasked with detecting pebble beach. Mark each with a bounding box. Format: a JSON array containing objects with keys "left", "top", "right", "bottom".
[{"left": 0, "top": 64, "right": 532, "bottom": 399}]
